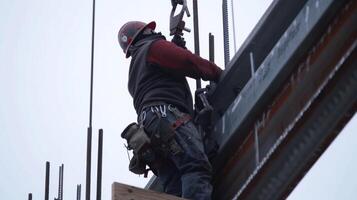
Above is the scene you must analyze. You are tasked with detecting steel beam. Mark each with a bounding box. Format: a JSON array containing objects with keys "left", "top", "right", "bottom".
[
  {"left": 212, "top": 1, "right": 357, "bottom": 198},
  {"left": 237, "top": 52, "right": 357, "bottom": 200},
  {"left": 210, "top": 0, "right": 308, "bottom": 119},
  {"left": 212, "top": 0, "right": 350, "bottom": 170}
]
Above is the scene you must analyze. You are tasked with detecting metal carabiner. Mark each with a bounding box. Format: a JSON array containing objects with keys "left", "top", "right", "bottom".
[
  {"left": 159, "top": 105, "right": 167, "bottom": 117},
  {"left": 151, "top": 106, "right": 162, "bottom": 118},
  {"left": 170, "top": 0, "right": 191, "bottom": 36},
  {"left": 139, "top": 110, "right": 146, "bottom": 126}
]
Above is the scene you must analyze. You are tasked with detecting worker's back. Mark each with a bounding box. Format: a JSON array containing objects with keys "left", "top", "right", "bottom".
[{"left": 128, "top": 35, "right": 193, "bottom": 115}]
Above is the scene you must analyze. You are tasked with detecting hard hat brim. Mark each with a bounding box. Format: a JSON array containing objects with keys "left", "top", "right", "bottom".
[{"left": 125, "top": 21, "right": 156, "bottom": 58}]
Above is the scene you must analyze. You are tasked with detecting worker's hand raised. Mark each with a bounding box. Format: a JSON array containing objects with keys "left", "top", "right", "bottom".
[{"left": 171, "top": 35, "right": 187, "bottom": 49}]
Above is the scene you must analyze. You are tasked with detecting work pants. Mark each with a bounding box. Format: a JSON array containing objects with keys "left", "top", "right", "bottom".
[{"left": 141, "top": 104, "right": 213, "bottom": 200}]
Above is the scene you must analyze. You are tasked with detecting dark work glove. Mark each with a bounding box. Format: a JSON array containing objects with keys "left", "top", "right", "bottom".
[
  {"left": 171, "top": 35, "right": 187, "bottom": 49},
  {"left": 206, "top": 82, "right": 217, "bottom": 96},
  {"left": 194, "top": 87, "right": 213, "bottom": 131}
]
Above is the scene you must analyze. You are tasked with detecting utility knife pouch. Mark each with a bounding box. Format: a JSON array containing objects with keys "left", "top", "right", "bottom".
[{"left": 153, "top": 117, "right": 183, "bottom": 156}]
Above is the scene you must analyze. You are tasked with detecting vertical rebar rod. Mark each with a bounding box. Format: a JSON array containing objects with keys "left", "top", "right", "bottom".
[
  {"left": 249, "top": 52, "right": 255, "bottom": 76},
  {"left": 77, "top": 184, "right": 82, "bottom": 200},
  {"left": 193, "top": 0, "right": 201, "bottom": 89},
  {"left": 209, "top": 33, "right": 215, "bottom": 63},
  {"left": 44, "top": 162, "right": 50, "bottom": 200},
  {"left": 57, "top": 166, "right": 61, "bottom": 200},
  {"left": 222, "top": 0, "right": 230, "bottom": 67},
  {"left": 89, "top": 0, "right": 96, "bottom": 128},
  {"left": 86, "top": 127, "right": 92, "bottom": 200},
  {"left": 28, "top": 193, "right": 32, "bottom": 200},
  {"left": 96, "top": 129, "right": 103, "bottom": 200},
  {"left": 87, "top": 0, "right": 96, "bottom": 197},
  {"left": 231, "top": 0, "right": 237, "bottom": 52},
  {"left": 209, "top": 33, "right": 215, "bottom": 85},
  {"left": 254, "top": 123, "right": 260, "bottom": 165},
  {"left": 60, "top": 164, "right": 64, "bottom": 200}
]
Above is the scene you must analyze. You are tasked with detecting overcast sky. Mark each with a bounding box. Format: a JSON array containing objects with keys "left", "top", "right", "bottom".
[{"left": 0, "top": 0, "right": 356, "bottom": 200}]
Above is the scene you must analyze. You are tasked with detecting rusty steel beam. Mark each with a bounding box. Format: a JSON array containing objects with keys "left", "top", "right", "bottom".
[
  {"left": 210, "top": 0, "right": 308, "bottom": 119},
  {"left": 238, "top": 53, "right": 356, "bottom": 200},
  {"left": 212, "top": 1, "right": 357, "bottom": 199},
  {"left": 212, "top": 0, "right": 350, "bottom": 159}
]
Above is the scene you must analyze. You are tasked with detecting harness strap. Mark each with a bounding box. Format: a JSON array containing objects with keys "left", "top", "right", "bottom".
[
  {"left": 140, "top": 103, "right": 192, "bottom": 137},
  {"left": 171, "top": 114, "right": 192, "bottom": 130}
]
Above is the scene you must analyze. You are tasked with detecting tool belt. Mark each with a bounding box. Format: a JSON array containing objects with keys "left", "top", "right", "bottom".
[{"left": 121, "top": 104, "right": 191, "bottom": 177}]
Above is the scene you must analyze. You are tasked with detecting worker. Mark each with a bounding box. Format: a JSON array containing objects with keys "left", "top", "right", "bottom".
[{"left": 118, "top": 21, "right": 222, "bottom": 200}]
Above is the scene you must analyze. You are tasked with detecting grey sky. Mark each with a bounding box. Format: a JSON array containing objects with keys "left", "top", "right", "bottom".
[{"left": 0, "top": 0, "right": 356, "bottom": 200}]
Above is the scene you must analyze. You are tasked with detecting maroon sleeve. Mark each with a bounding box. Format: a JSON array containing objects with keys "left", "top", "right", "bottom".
[{"left": 147, "top": 39, "right": 222, "bottom": 82}]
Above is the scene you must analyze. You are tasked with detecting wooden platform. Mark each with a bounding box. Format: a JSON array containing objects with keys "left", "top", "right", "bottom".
[{"left": 112, "top": 182, "right": 186, "bottom": 200}]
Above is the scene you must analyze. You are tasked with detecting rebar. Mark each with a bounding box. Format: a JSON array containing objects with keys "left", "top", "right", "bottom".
[
  {"left": 193, "top": 0, "right": 201, "bottom": 89},
  {"left": 231, "top": 0, "right": 237, "bottom": 52},
  {"left": 44, "top": 162, "right": 50, "bottom": 200},
  {"left": 222, "top": 0, "right": 230, "bottom": 66},
  {"left": 86, "top": 127, "right": 92, "bottom": 200},
  {"left": 96, "top": 129, "right": 103, "bottom": 200},
  {"left": 77, "top": 184, "right": 82, "bottom": 200}
]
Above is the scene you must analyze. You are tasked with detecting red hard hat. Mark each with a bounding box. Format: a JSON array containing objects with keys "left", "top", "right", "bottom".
[{"left": 118, "top": 21, "right": 156, "bottom": 58}]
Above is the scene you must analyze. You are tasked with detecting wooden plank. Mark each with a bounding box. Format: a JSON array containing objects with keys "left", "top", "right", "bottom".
[{"left": 112, "top": 182, "right": 187, "bottom": 200}]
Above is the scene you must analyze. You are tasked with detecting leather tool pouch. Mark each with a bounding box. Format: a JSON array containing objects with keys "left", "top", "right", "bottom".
[
  {"left": 121, "top": 123, "right": 155, "bottom": 176},
  {"left": 121, "top": 114, "right": 184, "bottom": 176}
]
